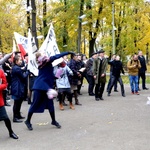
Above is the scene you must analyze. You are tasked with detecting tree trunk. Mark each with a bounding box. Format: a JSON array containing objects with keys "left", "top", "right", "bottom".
[
  {"left": 43, "top": 0, "right": 47, "bottom": 38},
  {"left": 31, "top": 0, "right": 38, "bottom": 48},
  {"left": 27, "top": 0, "right": 30, "bottom": 30},
  {"left": 77, "top": 0, "right": 84, "bottom": 54},
  {"left": 63, "top": 0, "right": 68, "bottom": 51}
]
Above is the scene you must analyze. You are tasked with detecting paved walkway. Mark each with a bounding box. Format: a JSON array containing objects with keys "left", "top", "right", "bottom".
[{"left": 0, "top": 84, "right": 150, "bottom": 150}]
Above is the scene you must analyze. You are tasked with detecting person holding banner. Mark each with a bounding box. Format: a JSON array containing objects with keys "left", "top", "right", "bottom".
[{"left": 24, "top": 51, "right": 73, "bottom": 130}]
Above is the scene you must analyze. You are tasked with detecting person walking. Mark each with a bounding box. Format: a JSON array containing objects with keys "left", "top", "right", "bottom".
[
  {"left": 106, "top": 54, "right": 118, "bottom": 92},
  {"left": 107, "top": 55, "right": 125, "bottom": 97},
  {"left": 11, "top": 55, "right": 29, "bottom": 123},
  {"left": 0, "top": 69, "right": 18, "bottom": 139},
  {"left": 24, "top": 51, "right": 73, "bottom": 130},
  {"left": 93, "top": 50, "right": 108, "bottom": 101},
  {"left": 138, "top": 51, "right": 148, "bottom": 90},
  {"left": 127, "top": 54, "right": 141, "bottom": 95},
  {"left": 85, "top": 52, "right": 97, "bottom": 96}
]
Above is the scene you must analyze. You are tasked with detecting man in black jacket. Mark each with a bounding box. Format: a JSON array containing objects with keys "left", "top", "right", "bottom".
[
  {"left": 138, "top": 51, "right": 148, "bottom": 90},
  {"left": 107, "top": 55, "right": 125, "bottom": 97}
]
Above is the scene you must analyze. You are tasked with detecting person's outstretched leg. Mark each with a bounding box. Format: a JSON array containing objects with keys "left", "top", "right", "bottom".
[
  {"left": 24, "top": 112, "right": 33, "bottom": 130},
  {"left": 4, "top": 118, "right": 18, "bottom": 139},
  {"left": 49, "top": 111, "right": 61, "bottom": 128}
]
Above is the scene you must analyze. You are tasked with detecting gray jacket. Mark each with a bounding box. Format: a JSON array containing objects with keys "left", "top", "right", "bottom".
[{"left": 54, "top": 65, "right": 73, "bottom": 89}]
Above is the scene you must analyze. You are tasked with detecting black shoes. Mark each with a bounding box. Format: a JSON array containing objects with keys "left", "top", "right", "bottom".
[
  {"left": 13, "top": 118, "right": 23, "bottom": 123},
  {"left": 114, "top": 90, "right": 119, "bottom": 92},
  {"left": 89, "top": 93, "right": 95, "bottom": 96},
  {"left": 25, "top": 120, "right": 33, "bottom": 130},
  {"left": 95, "top": 98, "right": 100, "bottom": 101},
  {"left": 143, "top": 88, "right": 149, "bottom": 90},
  {"left": 51, "top": 121, "right": 61, "bottom": 128},
  {"left": 95, "top": 97, "right": 104, "bottom": 101},
  {"left": 18, "top": 115, "right": 25, "bottom": 119},
  {"left": 9, "top": 132, "right": 18, "bottom": 139},
  {"left": 99, "top": 97, "right": 104, "bottom": 100},
  {"left": 122, "top": 94, "right": 126, "bottom": 97},
  {"left": 107, "top": 93, "right": 110, "bottom": 96}
]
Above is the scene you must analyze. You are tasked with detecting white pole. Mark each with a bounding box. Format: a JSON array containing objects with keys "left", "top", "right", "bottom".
[{"left": 112, "top": 2, "right": 115, "bottom": 54}]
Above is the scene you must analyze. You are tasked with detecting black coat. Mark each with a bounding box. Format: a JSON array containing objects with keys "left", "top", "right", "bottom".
[
  {"left": 11, "top": 65, "right": 29, "bottom": 99},
  {"left": 108, "top": 60, "right": 124, "bottom": 77},
  {"left": 68, "top": 59, "right": 79, "bottom": 85},
  {"left": 138, "top": 56, "right": 147, "bottom": 73}
]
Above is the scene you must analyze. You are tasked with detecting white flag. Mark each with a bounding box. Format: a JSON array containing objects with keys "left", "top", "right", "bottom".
[
  {"left": 39, "top": 23, "right": 63, "bottom": 66},
  {"left": 27, "top": 29, "right": 39, "bottom": 76}
]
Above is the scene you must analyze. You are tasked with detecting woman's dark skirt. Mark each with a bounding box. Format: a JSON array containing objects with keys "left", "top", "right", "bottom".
[
  {"left": 0, "top": 106, "right": 8, "bottom": 121},
  {"left": 29, "top": 90, "right": 54, "bottom": 113},
  {"left": 29, "top": 76, "right": 36, "bottom": 91}
]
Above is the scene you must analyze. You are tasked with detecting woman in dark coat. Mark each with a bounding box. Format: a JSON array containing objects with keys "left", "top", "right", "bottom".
[
  {"left": 0, "top": 69, "right": 18, "bottom": 139},
  {"left": 11, "top": 55, "right": 29, "bottom": 123},
  {"left": 25, "top": 51, "right": 72, "bottom": 130}
]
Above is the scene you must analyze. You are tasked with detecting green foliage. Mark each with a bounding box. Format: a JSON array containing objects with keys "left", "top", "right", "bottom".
[{"left": 1, "top": 0, "right": 150, "bottom": 60}]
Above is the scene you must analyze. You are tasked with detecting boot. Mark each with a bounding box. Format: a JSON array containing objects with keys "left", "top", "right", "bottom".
[
  {"left": 59, "top": 104, "right": 64, "bottom": 110},
  {"left": 74, "top": 90, "right": 82, "bottom": 105},
  {"left": 75, "top": 99, "right": 82, "bottom": 105},
  {"left": 69, "top": 102, "right": 75, "bottom": 110}
]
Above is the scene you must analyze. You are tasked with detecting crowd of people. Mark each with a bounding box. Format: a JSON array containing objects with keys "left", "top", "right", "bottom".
[{"left": 0, "top": 49, "right": 149, "bottom": 139}]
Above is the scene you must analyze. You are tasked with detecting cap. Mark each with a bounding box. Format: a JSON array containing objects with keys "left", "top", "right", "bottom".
[
  {"left": 98, "top": 49, "right": 105, "bottom": 54},
  {"left": 91, "top": 52, "right": 97, "bottom": 57},
  {"left": 14, "top": 51, "right": 21, "bottom": 55}
]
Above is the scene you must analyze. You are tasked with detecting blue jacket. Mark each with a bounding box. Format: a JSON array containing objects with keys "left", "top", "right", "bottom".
[
  {"left": 32, "top": 52, "right": 69, "bottom": 91},
  {"left": 11, "top": 65, "right": 29, "bottom": 98}
]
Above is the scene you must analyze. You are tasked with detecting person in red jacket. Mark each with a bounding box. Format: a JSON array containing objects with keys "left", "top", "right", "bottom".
[{"left": 0, "top": 69, "right": 18, "bottom": 139}]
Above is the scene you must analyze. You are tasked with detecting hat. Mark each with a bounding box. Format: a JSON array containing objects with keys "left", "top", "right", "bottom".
[
  {"left": 98, "top": 49, "right": 105, "bottom": 53},
  {"left": 91, "top": 52, "right": 97, "bottom": 57},
  {"left": 14, "top": 51, "right": 21, "bottom": 55}
]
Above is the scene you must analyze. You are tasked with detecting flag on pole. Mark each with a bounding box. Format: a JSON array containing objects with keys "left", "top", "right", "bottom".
[
  {"left": 27, "top": 29, "right": 38, "bottom": 76},
  {"left": 39, "top": 23, "right": 63, "bottom": 66},
  {"left": 14, "top": 32, "right": 28, "bottom": 57}
]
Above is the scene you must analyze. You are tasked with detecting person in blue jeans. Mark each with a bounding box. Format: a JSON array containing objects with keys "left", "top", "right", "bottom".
[{"left": 127, "top": 54, "right": 141, "bottom": 95}]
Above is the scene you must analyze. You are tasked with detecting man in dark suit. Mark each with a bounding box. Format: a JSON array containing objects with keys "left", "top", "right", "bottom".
[
  {"left": 93, "top": 50, "right": 108, "bottom": 101},
  {"left": 138, "top": 51, "right": 148, "bottom": 90}
]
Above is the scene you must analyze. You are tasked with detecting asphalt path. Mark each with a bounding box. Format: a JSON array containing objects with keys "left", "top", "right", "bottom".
[{"left": 0, "top": 84, "right": 150, "bottom": 150}]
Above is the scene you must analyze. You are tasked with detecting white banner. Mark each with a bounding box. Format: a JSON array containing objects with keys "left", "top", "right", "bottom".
[
  {"left": 27, "top": 29, "right": 39, "bottom": 76},
  {"left": 39, "top": 23, "right": 63, "bottom": 66}
]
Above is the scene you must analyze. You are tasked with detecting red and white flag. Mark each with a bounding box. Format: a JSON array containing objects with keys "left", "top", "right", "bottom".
[{"left": 14, "top": 32, "right": 28, "bottom": 57}]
